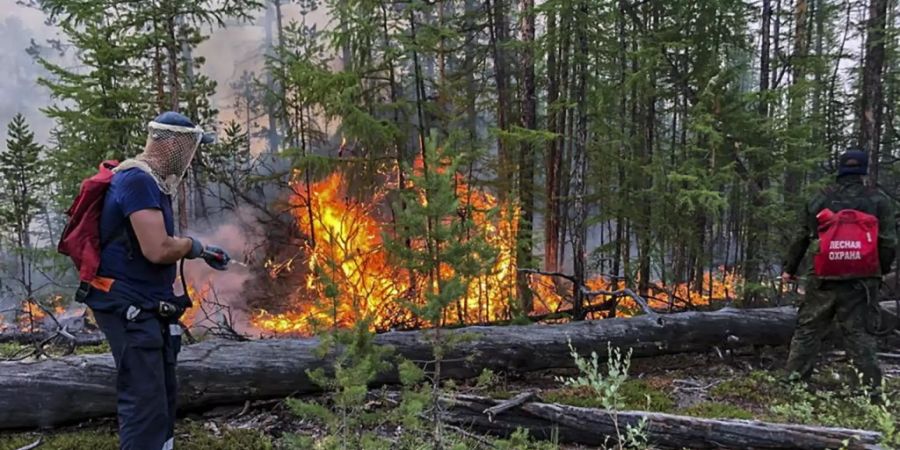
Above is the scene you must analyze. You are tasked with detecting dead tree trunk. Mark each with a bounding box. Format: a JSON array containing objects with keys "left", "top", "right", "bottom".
[
  {"left": 438, "top": 394, "right": 884, "bottom": 449},
  {"left": 0, "top": 305, "right": 821, "bottom": 429}
]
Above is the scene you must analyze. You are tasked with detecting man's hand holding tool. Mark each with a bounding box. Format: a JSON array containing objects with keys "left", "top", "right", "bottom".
[{"left": 187, "top": 237, "right": 231, "bottom": 271}]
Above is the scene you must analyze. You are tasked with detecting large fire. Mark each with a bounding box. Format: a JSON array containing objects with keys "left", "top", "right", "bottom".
[
  {"left": 251, "top": 169, "right": 518, "bottom": 334},
  {"left": 246, "top": 166, "right": 738, "bottom": 335}
]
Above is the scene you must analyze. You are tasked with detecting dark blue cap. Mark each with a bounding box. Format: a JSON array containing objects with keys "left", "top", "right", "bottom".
[
  {"left": 838, "top": 150, "right": 868, "bottom": 177},
  {"left": 152, "top": 111, "right": 215, "bottom": 144}
]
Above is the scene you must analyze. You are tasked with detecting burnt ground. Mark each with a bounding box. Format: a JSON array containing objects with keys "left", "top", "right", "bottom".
[{"left": 1, "top": 343, "right": 898, "bottom": 450}]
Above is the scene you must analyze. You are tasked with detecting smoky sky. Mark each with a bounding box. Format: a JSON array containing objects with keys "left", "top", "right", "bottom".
[
  {"left": 0, "top": 1, "right": 330, "bottom": 147},
  {"left": 0, "top": 1, "right": 56, "bottom": 142}
]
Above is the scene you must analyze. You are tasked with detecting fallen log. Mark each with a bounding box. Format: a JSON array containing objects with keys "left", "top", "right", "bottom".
[
  {"left": 438, "top": 394, "right": 884, "bottom": 450},
  {"left": 0, "top": 330, "right": 105, "bottom": 346},
  {"left": 0, "top": 303, "right": 890, "bottom": 430}
]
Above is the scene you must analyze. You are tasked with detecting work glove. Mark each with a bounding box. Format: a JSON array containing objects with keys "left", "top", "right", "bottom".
[{"left": 187, "top": 237, "right": 231, "bottom": 271}]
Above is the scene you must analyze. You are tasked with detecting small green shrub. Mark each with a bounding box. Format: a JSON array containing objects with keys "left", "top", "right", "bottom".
[
  {"left": 769, "top": 377, "right": 899, "bottom": 448},
  {"left": 555, "top": 341, "right": 651, "bottom": 450}
]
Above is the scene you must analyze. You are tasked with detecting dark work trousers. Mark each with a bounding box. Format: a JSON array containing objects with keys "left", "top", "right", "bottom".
[
  {"left": 785, "top": 278, "right": 882, "bottom": 389},
  {"left": 93, "top": 308, "right": 180, "bottom": 450}
]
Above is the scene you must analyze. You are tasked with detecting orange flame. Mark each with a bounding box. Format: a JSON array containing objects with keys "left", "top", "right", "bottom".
[
  {"left": 251, "top": 168, "right": 519, "bottom": 335},
  {"left": 15, "top": 299, "right": 66, "bottom": 332},
  {"left": 528, "top": 269, "right": 739, "bottom": 318},
  {"left": 179, "top": 281, "right": 213, "bottom": 328},
  {"left": 249, "top": 168, "right": 739, "bottom": 335}
]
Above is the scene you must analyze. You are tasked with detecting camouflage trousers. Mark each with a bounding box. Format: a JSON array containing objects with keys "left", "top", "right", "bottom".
[{"left": 785, "top": 279, "right": 882, "bottom": 389}]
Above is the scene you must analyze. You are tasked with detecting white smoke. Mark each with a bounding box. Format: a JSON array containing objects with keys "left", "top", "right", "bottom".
[
  {"left": 178, "top": 208, "right": 267, "bottom": 334},
  {"left": 0, "top": 2, "right": 57, "bottom": 142}
]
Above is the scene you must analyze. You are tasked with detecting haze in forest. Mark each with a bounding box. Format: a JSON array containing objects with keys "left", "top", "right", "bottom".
[{"left": 0, "top": 0, "right": 328, "bottom": 146}]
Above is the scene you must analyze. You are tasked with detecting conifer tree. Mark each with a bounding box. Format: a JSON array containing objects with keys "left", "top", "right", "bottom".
[
  {"left": 0, "top": 114, "right": 47, "bottom": 298},
  {"left": 384, "top": 132, "right": 495, "bottom": 448},
  {"left": 35, "top": 0, "right": 260, "bottom": 203}
]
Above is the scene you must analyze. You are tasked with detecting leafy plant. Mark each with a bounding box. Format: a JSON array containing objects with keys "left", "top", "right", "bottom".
[
  {"left": 770, "top": 375, "right": 899, "bottom": 448},
  {"left": 555, "top": 341, "right": 650, "bottom": 450}
]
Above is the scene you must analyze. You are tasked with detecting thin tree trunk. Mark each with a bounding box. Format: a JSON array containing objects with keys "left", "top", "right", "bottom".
[
  {"left": 487, "top": 0, "right": 513, "bottom": 198},
  {"left": 556, "top": 5, "right": 574, "bottom": 272},
  {"left": 263, "top": 1, "right": 280, "bottom": 152},
  {"left": 571, "top": 0, "right": 589, "bottom": 320},
  {"left": 153, "top": 27, "right": 166, "bottom": 113},
  {"left": 785, "top": 0, "right": 808, "bottom": 197},
  {"left": 637, "top": 3, "right": 656, "bottom": 297},
  {"left": 744, "top": 0, "right": 772, "bottom": 296},
  {"left": 543, "top": 8, "right": 561, "bottom": 273},
  {"left": 772, "top": 0, "right": 782, "bottom": 89},
  {"left": 860, "top": 0, "right": 889, "bottom": 182},
  {"left": 613, "top": 0, "right": 628, "bottom": 281},
  {"left": 517, "top": 0, "right": 536, "bottom": 313}
]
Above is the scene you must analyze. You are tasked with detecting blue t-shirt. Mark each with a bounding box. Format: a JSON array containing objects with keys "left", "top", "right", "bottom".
[{"left": 98, "top": 168, "right": 176, "bottom": 301}]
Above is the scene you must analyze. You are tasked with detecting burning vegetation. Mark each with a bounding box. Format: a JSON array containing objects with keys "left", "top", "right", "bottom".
[
  {"left": 250, "top": 168, "right": 520, "bottom": 334},
  {"left": 234, "top": 166, "right": 738, "bottom": 336}
]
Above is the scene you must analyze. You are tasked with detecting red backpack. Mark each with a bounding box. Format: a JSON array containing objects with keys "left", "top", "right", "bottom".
[
  {"left": 58, "top": 160, "right": 119, "bottom": 283},
  {"left": 813, "top": 208, "right": 880, "bottom": 278}
]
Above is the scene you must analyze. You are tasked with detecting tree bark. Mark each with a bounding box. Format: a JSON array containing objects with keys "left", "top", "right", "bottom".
[
  {"left": 263, "top": 0, "right": 281, "bottom": 153},
  {"left": 543, "top": 8, "right": 560, "bottom": 273},
  {"left": 570, "top": 0, "right": 590, "bottom": 320},
  {"left": 784, "top": 0, "right": 809, "bottom": 198},
  {"left": 0, "top": 305, "right": 821, "bottom": 429},
  {"left": 516, "top": 0, "right": 536, "bottom": 314},
  {"left": 744, "top": 0, "right": 773, "bottom": 301},
  {"left": 860, "top": 0, "right": 889, "bottom": 182},
  {"left": 437, "top": 394, "right": 884, "bottom": 449},
  {"left": 487, "top": 0, "right": 513, "bottom": 198}
]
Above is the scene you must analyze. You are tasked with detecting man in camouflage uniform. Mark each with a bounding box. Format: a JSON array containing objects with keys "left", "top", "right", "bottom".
[{"left": 781, "top": 150, "right": 896, "bottom": 390}]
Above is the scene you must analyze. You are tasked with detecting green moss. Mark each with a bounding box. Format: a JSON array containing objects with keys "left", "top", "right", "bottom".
[
  {"left": 0, "top": 422, "right": 271, "bottom": 450},
  {"left": 542, "top": 379, "right": 674, "bottom": 412},
  {"left": 0, "top": 342, "right": 25, "bottom": 358},
  {"left": 178, "top": 421, "right": 272, "bottom": 450},
  {"left": 680, "top": 402, "right": 755, "bottom": 420},
  {"left": 711, "top": 371, "right": 784, "bottom": 405},
  {"left": 74, "top": 342, "right": 110, "bottom": 355},
  {"left": 0, "top": 341, "right": 109, "bottom": 359},
  {"left": 0, "top": 430, "right": 118, "bottom": 450},
  {"left": 619, "top": 379, "right": 675, "bottom": 412},
  {"left": 488, "top": 390, "right": 514, "bottom": 400}
]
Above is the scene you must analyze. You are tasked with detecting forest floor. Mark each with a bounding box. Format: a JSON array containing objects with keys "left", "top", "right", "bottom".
[{"left": 0, "top": 343, "right": 897, "bottom": 449}]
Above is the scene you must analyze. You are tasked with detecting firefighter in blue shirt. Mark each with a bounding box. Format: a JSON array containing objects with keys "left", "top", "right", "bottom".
[{"left": 85, "top": 112, "right": 229, "bottom": 450}]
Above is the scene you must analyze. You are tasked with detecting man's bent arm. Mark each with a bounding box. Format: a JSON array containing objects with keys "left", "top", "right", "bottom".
[{"left": 130, "top": 209, "right": 193, "bottom": 264}]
